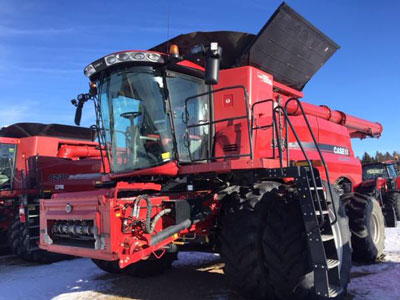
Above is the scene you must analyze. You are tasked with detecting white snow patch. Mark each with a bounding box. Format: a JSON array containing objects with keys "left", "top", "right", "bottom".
[
  {"left": 348, "top": 225, "right": 400, "bottom": 300},
  {"left": 0, "top": 258, "right": 108, "bottom": 300}
]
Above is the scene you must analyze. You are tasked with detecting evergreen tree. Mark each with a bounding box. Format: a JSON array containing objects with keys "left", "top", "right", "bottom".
[
  {"left": 361, "top": 152, "right": 373, "bottom": 163},
  {"left": 375, "top": 151, "right": 384, "bottom": 162},
  {"left": 384, "top": 152, "right": 393, "bottom": 161}
]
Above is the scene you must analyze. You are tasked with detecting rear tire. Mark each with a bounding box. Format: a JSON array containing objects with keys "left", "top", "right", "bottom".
[
  {"left": 9, "top": 216, "right": 70, "bottom": 263},
  {"left": 343, "top": 193, "right": 385, "bottom": 263},
  {"left": 384, "top": 191, "right": 400, "bottom": 221},
  {"left": 219, "top": 182, "right": 351, "bottom": 300}
]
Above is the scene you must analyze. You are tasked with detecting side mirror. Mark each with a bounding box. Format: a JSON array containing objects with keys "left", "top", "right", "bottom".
[
  {"left": 74, "top": 102, "right": 84, "bottom": 126},
  {"left": 204, "top": 43, "right": 222, "bottom": 85},
  {"left": 71, "top": 94, "right": 90, "bottom": 126},
  {"left": 189, "top": 43, "right": 223, "bottom": 85}
]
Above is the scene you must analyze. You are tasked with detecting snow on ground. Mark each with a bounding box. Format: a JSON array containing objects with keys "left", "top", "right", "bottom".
[
  {"left": 348, "top": 225, "right": 400, "bottom": 300},
  {"left": 0, "top": 252, "right": 225, "bottom": 300},
  {"left": 0, "top": 227, "right": 399, "bottom": 300}
]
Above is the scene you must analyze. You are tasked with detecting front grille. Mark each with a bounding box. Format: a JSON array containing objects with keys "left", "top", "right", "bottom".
[{"left": 49, "top": 220, "right": 96, "bottom": 249}]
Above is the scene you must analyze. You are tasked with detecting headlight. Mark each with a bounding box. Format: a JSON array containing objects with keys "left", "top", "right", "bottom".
[
  {"left": 147, "top": 53, "right": 161, "bottom": 62},
  {"left": 105, "top": 55, "right": 117, "bottom": 65},
  {"left": 132, "top": 52, "right": 145, "bottom": 60},
  {"left": 117, "top": 53, "right": 130, "bottom": 61},
  {"left": 84, "top": 51, "right": 165, "bottom": 77},
  {"left": 84, "top": 65, "right": 96, "bottom": 77}
]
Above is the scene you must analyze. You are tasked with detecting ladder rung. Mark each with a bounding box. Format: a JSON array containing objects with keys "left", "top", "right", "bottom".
[
  {"left": 327, "top": 259, "right": 340, "bottom": 269},
  {"left": 309, "top": 187, "right": 324, "bottom": 190},
  {"left": 28, "top": 225, "right": 40, "bottom": 229},
  {"left": 28, "top": 215, "right": 39, "bottom": 218},
  {"left": 315, "top": 210, "right": 329, "bottom": 215},
  {"left": 321, "top": 234, "right": 334, "bottom": 242},
  {"left": 328, "top": 285, "right": 342, "bottom": 298},
  {"left": 29, "top": 236, "right": 39, "bottom": 240}
]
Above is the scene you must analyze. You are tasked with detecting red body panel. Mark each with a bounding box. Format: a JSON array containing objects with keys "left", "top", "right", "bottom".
[
  {"left": 40, "top": 189, "right": 216, "bottom": 268},
  {"left": 0, "top": 128, "right": 103, "bottom": 234}
]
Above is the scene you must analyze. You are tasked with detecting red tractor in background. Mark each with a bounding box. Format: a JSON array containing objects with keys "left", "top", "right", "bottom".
[
  {"left": 360, "top": 161, "right": 400, "bottom": 226},
  {"left": 40, "top": 3, "right": 385, "bottom": 299},
  {"left": 0, "top": 122, "right": 104, "bottom": 262}
]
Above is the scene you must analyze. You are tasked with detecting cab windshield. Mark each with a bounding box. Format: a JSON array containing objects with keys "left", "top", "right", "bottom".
[
  {"left": 99, "top": 68, "right": 174, "bottom": 173},
  {"left": 0, "top": 143, "right": 16, "bottom": 189},
  {"left": 98, "top": 67, "right": 209, "bottom": 173},
  {"left": 362, "top": 164, "right": 389, "bottom": 180}
]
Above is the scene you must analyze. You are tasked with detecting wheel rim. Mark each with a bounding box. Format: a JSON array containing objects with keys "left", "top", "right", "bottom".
[
  {"left": 371, "top": 212, "right": 380, "bottom": 244},
  {"left": 329, "top": 208, "right": 343, "bottom": 267}
]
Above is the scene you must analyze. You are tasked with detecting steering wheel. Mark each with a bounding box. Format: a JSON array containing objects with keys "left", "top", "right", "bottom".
[{"left": 120, "top": 111, "right": 142, "bottom": 119}]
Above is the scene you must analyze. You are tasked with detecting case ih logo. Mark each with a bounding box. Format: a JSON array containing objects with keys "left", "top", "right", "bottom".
[
  {"left": 48, "top": 173, "right": 69, "bottom": 181},
  {"left": 288, "top": 143, "right": 351, "bottom": 156},
  {"left": 333, "top": 146, "right": 350, "bottom": 156}
]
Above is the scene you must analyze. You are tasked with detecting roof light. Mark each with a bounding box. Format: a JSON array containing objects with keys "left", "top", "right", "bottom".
[
  {"left": 84, "top": 64, "right": 96, "bottom": 77},
  {"left": 105, "top": 55, "right": 117, "bottom": 65},
  {"left": 117, "top": 53, "right": 130, "bottom": 61},
  {"left": 133, "top": 52, "right": 145, "bottom": 60},
  {"left": 169, "top": 44, "right": 179, "bottom": 57},
  {"left": 147, "top": 53, "right": 161, "bottom": 62},
  {"left": 84, "top": 51, "right": 166, "bottom": 78}
]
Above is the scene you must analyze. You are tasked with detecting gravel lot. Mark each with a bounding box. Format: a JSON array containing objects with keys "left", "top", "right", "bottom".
[{"left": 1, "top": 226, "right": 399, "bottom": 300}]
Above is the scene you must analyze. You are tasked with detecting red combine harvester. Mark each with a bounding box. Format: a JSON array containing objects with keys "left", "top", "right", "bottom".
[
  {"left": 0, "top": 122, "right": 104, "bottom": 262},
  {"left": 40, "top": 3, "right": 384, "bottom": 299}
]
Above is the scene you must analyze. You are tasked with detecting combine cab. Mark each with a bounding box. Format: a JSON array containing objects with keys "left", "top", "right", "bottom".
[
  {"left": 0, "top": 123, "right": 104, "bottom": 262},
  {"left": 40, "top": 3, "right": 384, "bottom": 299}
]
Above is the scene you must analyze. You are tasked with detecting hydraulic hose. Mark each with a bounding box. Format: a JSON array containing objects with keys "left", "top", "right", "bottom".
[
  {"left": 149, "top": 208, "right": 172, "bottom": 234},
  {"left": 150, "top": 219, "right": 192, "bottom": 246},
  {"left": 132, "top": 195, "right": 153, "bottom": 234}
]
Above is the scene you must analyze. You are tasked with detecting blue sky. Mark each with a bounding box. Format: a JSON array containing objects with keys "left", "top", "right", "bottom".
[{"left": 0, "top": 0, "right": 399, "bottom": 157}]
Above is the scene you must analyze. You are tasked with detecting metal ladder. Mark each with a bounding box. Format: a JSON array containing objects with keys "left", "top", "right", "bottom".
[
  {"left": 24, "top": 203, "right": 41, "bottom": 252},
  {"left": 296, "top": 167, "right": 342, "bottom": 298},
  {"left": 261, "top": 166, "right": 342, "bottom": 299},
  {"left": 270, "top": 100, "right": 343, "bottom": 298}
]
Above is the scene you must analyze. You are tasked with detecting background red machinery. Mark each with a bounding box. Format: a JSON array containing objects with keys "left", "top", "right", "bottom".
[
  {"left": 0, "top": 122, "right": 105, "bottom": 261},
  {"left": 40, "top": 3, "right": 384, "bottom": 300},
  {"left": 359, "top": 160, "right": 400, "bottom": 226}
]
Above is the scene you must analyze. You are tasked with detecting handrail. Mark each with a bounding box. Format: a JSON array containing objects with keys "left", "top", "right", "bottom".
[
  {"left": 250, "top": 99, "right": 276, "bottom": 159},
  {"left": 273, "top": 105, "right": 326, "bottom": 228},
  {"left": 284, "top": 98, "right": 338, "bottom": 225},
  {"left": 183, "top": 85, "right": 253, "bottom": 162}
]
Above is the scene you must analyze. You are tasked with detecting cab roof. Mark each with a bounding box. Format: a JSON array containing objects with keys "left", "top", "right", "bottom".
[{"left": 0, "top": 123, "right": 95, "bottom": 141}]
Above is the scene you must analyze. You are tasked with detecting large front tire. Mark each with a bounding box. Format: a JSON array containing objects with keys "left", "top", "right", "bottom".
[
  {"left": 9, "top": 216, "right": 70, "bottom": 263},
  {"left": 219, "top": 182, "right": 351, "bottom": 300},
  {"left": 343, "top": 193, "right": 385, "bottom": 263},
  {"left": 384, "top": 191, "right": 400, "bottom": 220},
  {"left": 91, "top": 259, "right": 122, "bottom": 274}
]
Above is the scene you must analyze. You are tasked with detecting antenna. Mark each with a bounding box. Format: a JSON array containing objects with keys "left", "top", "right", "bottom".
[{"left": 166, "top": 2, "right": 170, "bottom": 53}]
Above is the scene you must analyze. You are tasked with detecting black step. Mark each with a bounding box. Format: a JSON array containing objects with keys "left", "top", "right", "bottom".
[
  {"left": 327, "top": 259, "right": 340, "bottom": 269},
  {"left": 328, "top": 285, "right": 342, "bottom": 298},
  {"left": 321, "top": 234, "right": 334, "bottom": 242}
]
